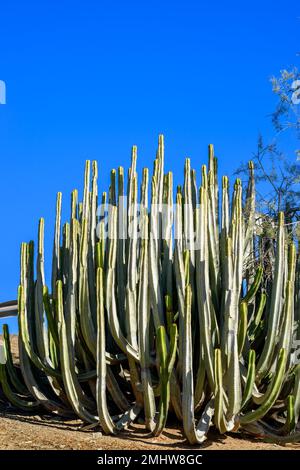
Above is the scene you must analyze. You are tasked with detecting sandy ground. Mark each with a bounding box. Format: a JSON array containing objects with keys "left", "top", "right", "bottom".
[
  {"left": 1, "top": 411, "right": 300, "bottom": 450},
  {"left": 0, "top": 336, "right": 299, "bottom": 451}
]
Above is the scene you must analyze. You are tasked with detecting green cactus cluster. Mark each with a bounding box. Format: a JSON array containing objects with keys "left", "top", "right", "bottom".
[{"left": 1, "top": 135, "right": 300, "bottom": 444}]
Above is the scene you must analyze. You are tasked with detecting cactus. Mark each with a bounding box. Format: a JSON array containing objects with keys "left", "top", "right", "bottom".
[{"left": 0, "top": 136, "right": 300, "bottom": 444}]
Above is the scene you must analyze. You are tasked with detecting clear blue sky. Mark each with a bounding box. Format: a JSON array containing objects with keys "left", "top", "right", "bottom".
[{"left": 0, "top": 0, "right": 299, "bottom": 332}]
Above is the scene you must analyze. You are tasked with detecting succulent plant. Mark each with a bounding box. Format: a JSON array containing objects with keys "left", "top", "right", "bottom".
[{"left": 0, "top": 135, "right": 299, "bottom": 444}]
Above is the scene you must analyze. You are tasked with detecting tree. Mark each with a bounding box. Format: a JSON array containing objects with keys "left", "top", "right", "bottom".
[
  {"left": 236, "top": 67, "right": 300, "bottom": 236},
  {"left": 271, "top": 67, "right": 300, "bottom": 144}
]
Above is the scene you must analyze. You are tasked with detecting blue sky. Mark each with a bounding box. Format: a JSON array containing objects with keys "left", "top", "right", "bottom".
[{"left": 0, "top": 0, "right": 299, "bottom": 332}]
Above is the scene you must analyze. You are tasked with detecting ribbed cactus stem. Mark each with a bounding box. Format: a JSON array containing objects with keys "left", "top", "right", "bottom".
[
  {"left": 256, "top": 212, "right": 285, "bottom": 381},
  {"left": 240, "top": 350, "right": 256, "bottom": 409},
  {"left": 241, "top": 349, "right": 287, "bottom": 424},
  {"left": 152, "top": 324, "right": 177, "bottom": 436}
]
